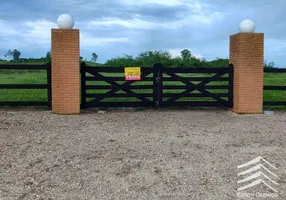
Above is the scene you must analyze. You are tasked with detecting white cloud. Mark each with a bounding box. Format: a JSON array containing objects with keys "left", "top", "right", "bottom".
[
  {"left": 182, "top": 1, "right": 224, "bottom": 25},
  {"left": 0, "top": 19, "right": 56, "bottom": 49},
  {"left": 87, "top": 18, "right": 183, "bottom": 31},
  {"left": 80, "top": 32, "right": 131, "bottom": 47},
  {"left": 86, "top": 12, "right": 221, "bottom": 32},
  {"left": 87, "top": 18, "right": 157, "bottom": 30},
  {"left": 85, "top": 0, "right": 224, "bottom": 31},
  {"left": 23, "top": 20, "right": 57, "bottom": 46},
  {"left": 120, "top": 0, "right": 182, "bottom": 6},
  {"left": 168, "top": 48, "right": 182, "bottom": 58},
  {"left": 265, "top": 38, "right": 286, "bottom": 63},
  {"left": 189, "top": 11, "right": 223, "bottom": 25},
  {"left": 0, "top": 18, "right": 133, "bottom": 60},
  {"left": 0, "top": 20, "right": 19, "bottom": 36},
  {"left": 265, "top": 38, "right": 286, "bottom": 53}
]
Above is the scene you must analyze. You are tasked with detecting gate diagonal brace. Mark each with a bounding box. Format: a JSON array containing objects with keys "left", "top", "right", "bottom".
[
  {"left": 86, "top": 70, "right": 153, "bottom": 105},
  {"left": 164, "top": 72, "right": 229, "bottom": 106}
]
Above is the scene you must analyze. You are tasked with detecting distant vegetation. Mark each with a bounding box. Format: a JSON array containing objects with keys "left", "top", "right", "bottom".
[
  {"left": 103, "top": 49, "right": 278, "bottom": 68},
  {"left": 0, "top": 48, "right": 278, "bottom": 68}
]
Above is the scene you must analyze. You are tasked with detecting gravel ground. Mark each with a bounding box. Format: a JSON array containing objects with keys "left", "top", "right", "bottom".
[{"left": 0, "top": 108, "right": 285, "bottom": 200}]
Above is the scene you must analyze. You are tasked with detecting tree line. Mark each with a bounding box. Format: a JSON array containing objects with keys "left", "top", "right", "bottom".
[
  {"left": 2, "top": 48, "right": 276, "bottom": 68},
  {"left": 103, "top": 49, "right": 229, "bottom": 68},
  {"left": 103, "top": 49, "right": 276, "bottom": 68},
  {"left": 1, "top": 49, "right": 98, "bottom": 64}
]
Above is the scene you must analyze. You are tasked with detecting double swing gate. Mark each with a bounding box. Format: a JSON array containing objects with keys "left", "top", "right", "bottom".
[{"left": 80, "top": 63, "right": 234, "bottom": 109}]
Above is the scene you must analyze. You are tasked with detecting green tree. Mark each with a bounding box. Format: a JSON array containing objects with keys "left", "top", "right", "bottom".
[
  {"left": 105, "top": 54, "right": 137, "bottom": 67},
  {"left": 206, "top": 58, "right": 229, "bottom": 68},
  {"left": 12, "top": 49, "right": 21, "bottom": 60},
  {"left": 170, "top": 56, "right": 184, "bottom": 68},
  {"left": 4, "top": 49, "right": 13, "bottom": 60},
  {"left": 264, "top": 60, "right": 275, "bottom": 68},
  {"left": 5, "top": 49, "right": 21, "bottom": 61},
  {"left": 46, "top": 50, "right": 51, "bottom": 62},
  {"left": 181, "top": 49, "right": 191, "bottom": 60},
  {"left": 136, "top": 50, "right": 173, "bottom": 67},
  {"left": 46, "top": 50, "right": 51, "bottom": 59},
  {"left": 91, "top": 52, "right": 98, "bottom": 63}
]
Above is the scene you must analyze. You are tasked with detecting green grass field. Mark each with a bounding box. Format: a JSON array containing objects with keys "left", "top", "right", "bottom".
[{"left": 0, "top": 68, "right": 285, "bottom": 109}]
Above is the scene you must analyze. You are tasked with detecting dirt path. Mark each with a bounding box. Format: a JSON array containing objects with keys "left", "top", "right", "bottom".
[{"left": 0, "top": 109, "right": 285, "bottom": 200}]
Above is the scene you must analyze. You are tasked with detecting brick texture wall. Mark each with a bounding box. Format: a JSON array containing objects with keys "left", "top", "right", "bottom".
[
  {"left": 51, "top": 29, "right": 80, "bottom": 114},
  {"left": 230, "top": 33, "right": 264, "bottom": 114}
]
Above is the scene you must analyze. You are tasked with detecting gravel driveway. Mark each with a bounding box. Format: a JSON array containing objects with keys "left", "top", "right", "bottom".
[{"left": 0, "top": 108, "right": 285, "bottom": 200}]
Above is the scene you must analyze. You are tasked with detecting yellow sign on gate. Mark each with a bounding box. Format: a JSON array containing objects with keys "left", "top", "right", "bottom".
[{"left": 124, "top": 67, "right": 141, "bottom": 81}]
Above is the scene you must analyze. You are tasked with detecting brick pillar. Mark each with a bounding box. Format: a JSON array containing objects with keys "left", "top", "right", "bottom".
[
  {"left": 51, "top": 29, "right": 80, "bottom": 114},
  {"left": 230, "top": 33, "right": 264, "bottom": 114}
]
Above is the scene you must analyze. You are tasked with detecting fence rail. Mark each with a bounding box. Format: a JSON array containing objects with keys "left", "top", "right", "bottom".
[
  {"left": 263, "top": 68, "right": 286, "bottom": 106},
  {"left": 0, "top": 63, "right": 51, "bottom": 108}
]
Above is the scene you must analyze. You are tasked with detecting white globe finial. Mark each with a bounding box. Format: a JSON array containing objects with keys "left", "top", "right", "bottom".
[
  {"left": 57, "top": 14, "right": 74, "bottom": 29},
  {"left": 239, "top": 19, "right": 255, "bottom": 33}
]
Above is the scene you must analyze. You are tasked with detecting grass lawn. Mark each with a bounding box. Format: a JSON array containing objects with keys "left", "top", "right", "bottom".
[
  {"left": 263, "top": 72, "right": 286, "bottom": 109},
  {"left": 0, "top": 68, "right": 285, "bottom": 109},
  {"left": 0, "top": 70, "right": 48, "bottom": 102}
]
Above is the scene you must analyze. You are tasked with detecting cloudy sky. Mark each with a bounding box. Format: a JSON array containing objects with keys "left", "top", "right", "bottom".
[{"left": 0, "top": 0, "right": 285, "bottom": 67}]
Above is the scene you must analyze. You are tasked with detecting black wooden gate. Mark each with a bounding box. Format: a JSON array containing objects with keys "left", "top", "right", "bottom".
[{"left": 80, "top": 62, "right": 233, "bottom": 109}]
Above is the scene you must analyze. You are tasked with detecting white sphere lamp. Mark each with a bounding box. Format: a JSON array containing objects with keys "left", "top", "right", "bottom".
[
  {"left": 239, "top": 19, "right": 255, "bottom": 33},
  {"left": 57, "top": 14, "right": 74, "bottom": 29}
]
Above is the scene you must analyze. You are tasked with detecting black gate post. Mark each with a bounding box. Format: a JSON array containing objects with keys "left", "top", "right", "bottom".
[
  {"left": 153, "top": 63, "right": 163, "bottom": 108},
  {"left": 228, "top": 64, "right": 234, "bottom": 108},
  {"left": 80, "top": 62, "right": 87, "bottom": 109}
]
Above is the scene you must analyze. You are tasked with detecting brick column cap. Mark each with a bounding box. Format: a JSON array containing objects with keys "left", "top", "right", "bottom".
[{"left": 230, "top": 32, "right": 264, "bottom": 37}]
